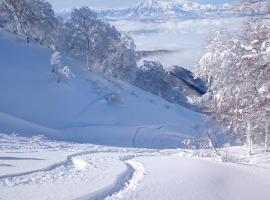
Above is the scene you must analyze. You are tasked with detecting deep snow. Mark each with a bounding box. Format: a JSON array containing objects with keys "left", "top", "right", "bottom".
[
  {"left": 129, "top": 155, "right": 270, "bottom": 200},
  {"left": 1, "top": 133, "right": 270, "bottom": 200}
]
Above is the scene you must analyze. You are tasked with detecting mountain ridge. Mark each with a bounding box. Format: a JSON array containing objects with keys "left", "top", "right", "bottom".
[
  {"left": 56, "top": 0, "right": 234, "bottom": 20},
  {"left": 95, "top": 0, "right": 233, "bottom": 20}
]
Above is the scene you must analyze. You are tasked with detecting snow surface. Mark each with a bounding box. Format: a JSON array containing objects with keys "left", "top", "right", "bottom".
[
  {"left": 128, "top": 155, "right": 270, "bottom": 200},
  {"left": 0, "top": 32, "right": 206, "bottom": 149},
  {"left": 1, "top": 133, "right": 270, "bottom": 200}
]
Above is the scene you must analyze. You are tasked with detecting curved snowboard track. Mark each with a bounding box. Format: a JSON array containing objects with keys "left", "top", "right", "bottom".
[
  {"left": 104, "top": 160, "right": 145, "bottom": 200},
  {"left": 0, "top": 149, "right": 105, "bottom": 180},
  {"left": 75, "top": 156, "right": 145, "bottom": 200},
  {"left": 0, "top": 140, "right": 147, "bottom": 200},
  {"left": 0, "top": 149, "right": 143, "bottom": 187}
]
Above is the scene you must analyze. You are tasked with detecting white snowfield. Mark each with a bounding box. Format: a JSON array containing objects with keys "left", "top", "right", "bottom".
[{"left": 1, "top": 133, "right": 270, "bottom": 200}]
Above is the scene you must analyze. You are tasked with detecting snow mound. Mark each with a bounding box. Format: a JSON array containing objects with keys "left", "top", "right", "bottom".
[{"left": 72, "top": 158, "right": 88, "bottom": 171}]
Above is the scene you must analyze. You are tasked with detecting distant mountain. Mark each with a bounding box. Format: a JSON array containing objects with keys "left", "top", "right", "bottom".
[{"left": 96, "top": 0, "right": 233, "bottom": 20}]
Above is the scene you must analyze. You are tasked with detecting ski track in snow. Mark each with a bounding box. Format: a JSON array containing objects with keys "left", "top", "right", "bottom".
[
  {"left": 0, "top": 146, "right": 111, "bottom": 179},
  {"left": 103, "top": 160, "right": 145, "bottom": 200},
  {"left": 0, "top": 150, "right": 139, "bottom": 187},
  {"left": 75, "top": 155, "right": 145, "bottom": 200},
  {"left": 1, "top": 153, "right": 146, "bottom": 200},
  {"left": 0, "top": 134, "right": 147, "bottom": 200},
  {"left": 132, "top": 125, "right": 163, "bottom": 148},
  {"left": 132, "top": 127, "right": 147, "bottom": 148}
]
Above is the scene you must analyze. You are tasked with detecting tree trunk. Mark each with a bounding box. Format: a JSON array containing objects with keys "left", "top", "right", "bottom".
[
  {"left": 242, "top": 114, "right": 252, "bottom": 158},
  {"left": 2, "top": 0, "right": 22, "bottom": 35},
  {"left": 265, "top": 121, "right": 269, "bottom": 153},
  {"left": 83, "top": 18, "right": 91, "bottom": 71},
  {"left": 207, "top": 132, "right": 221, "bottom": 157},
  {"left": 246, "top": 121, "right": 252, "bottom": 157},
  {"left": 3, "top": 0, "right": 29, "bottom": 43},
  {"left": 85, "top": 54, "right": 90, "bottom": 71}
]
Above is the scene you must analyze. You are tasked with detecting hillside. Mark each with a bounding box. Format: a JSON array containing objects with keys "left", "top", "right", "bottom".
[{"left": 0, "top": 33, "right": 206, "bottom": 149}]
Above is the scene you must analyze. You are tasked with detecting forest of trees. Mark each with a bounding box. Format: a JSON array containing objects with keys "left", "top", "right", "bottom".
[{"left": 196, "top": 0, "right": 270, "bottom": 154}]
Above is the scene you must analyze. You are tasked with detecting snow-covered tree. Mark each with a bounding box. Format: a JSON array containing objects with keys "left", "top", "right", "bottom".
[
  {"left": 2, "top": 0, "right": 61, "bottom": 48},
  {"left": 50, "top": 51, "right": 74, "bottom": 83},
  {"left": 2, "top": 0, "right": 28, "bottom": 39},
  {"left": 66, "top": 7, "right": 99, "bottom": 70},
  {"left": 55, "top": 66, "right": 74, "bottom": 83},
  {"left": 66, "top": 7, "right": 121, "bottom": 70},
  {"left": 196, "top": 0, "right": 270, "bottom": 154},
  {"left": 135, "top": 61, "right": 172, "bottom": 99},
  {"left": 65, "top": 7, "right": 137, "bottom": 81},
  {"left": 103, "top": 34, "right": 137, "bottom": 82},
  {"left": 134, "top": 61, "right": 191, "bottom": 106}
]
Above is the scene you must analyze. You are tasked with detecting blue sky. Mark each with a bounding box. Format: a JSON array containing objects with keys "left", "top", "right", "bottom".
[{"left": 47, "top": 0, "right": 235, "bottom": 10}]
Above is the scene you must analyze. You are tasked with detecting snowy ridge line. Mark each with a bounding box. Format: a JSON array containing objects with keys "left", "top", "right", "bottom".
[{"left": 0, "top": 149, "right": 107, "bottom": 180}]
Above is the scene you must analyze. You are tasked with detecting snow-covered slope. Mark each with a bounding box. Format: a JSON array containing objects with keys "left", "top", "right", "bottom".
[
  {"left": 97, "top": 0, "right": 233, "bottom": 20},
  {"left": 0, "top": 33, "right": 206, "bottom": 148}
]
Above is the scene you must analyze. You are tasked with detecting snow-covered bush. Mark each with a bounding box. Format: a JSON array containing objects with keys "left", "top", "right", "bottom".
[
  {"left": 30, "top": 134, "right": 47, "bottom": 142},
  {"left": 50, "top": 51, "right": 62, "bottom": 73},
  {"left": 104, "top": 92, "right": 123, "bottom": 104},
  {"left": 55, "top": 66, "right": 74, "bottom": 83},
  {"left": 50, "top": 51, "right": 74, "bottom": 83}
]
